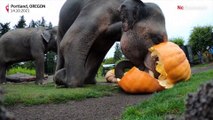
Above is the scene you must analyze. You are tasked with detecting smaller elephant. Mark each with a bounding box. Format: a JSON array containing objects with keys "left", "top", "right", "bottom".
[{"left": 0, "top": 27, "right": 57, "bottom": 84}]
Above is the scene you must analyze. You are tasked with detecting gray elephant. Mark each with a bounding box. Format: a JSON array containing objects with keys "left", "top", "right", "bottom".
[
  {"left": 0, "top": 27, "right": 57, "bottom": 84},
  {"left": 54, "top": 0, "right": 167, "bottom": 87}
]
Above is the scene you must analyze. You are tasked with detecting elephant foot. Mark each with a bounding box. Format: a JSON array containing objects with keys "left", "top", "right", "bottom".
[
  {"left": 54, "top": 68, "right": 84, "bottom": 87},
  {"left": 54, "top": 68, "right": 66, "bottom": 86},
  {"left": 84, "top": 78, "right": 97, "bottom": 84},
  {"left": 65, "top": 79, "right": 84, "bottom": 88}
]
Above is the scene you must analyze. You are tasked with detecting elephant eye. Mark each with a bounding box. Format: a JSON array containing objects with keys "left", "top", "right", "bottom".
[{"left": 150, "top": 34, "right": 163, "bottom": 44}]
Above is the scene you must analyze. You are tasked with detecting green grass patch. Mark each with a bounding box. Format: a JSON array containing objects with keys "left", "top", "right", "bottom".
[
  {"left": 121, "top": 69, "right": 213, "bottom": 120},
  {"left": 192, "top": 63, "right": 209, "bottom": 68},
  {"left": 1, "top": 83, "right": 118, "bottom": 106},
  {"left": 7, "top": 67, "right": 36, "bottom": 76}
]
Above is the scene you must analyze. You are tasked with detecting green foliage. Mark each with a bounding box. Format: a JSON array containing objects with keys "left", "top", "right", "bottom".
[
  {"left": 114, "top": 43, "right": 123, "bottom": 63},
  {"left": 189, "top": 26, "right": 213, "bottom": 54},
  {"left": 7, "top": 67, "right": 36, "bottom": 76},
  {"left": 170, "top": 37, "right": 184, "bottom": 46},
  {"left": 28, "top": 17, "right": 52, "bottom": 28},
  {"left": 36, "top": 17, "right": 47, "bottom": 27},
  {"left": 14, "top": 15, "right": 27, "bottom": 28},
  {"left": 1, "top": 83, "right": 118, "bottom": 106},
  {"left": 121, "top": 69, "right": 213, "bottom": 120},
  {"left": 103, "top": 57, "right": 114, "bottom": 64},
  {"left": 48, "top": 22, "right": 53, "bottom": 29},
  {"left": 22, "top": 61, "right": 35, "bottom": 69},
  {"left": 0, "top": 22, "right": 10, "bottom": 37},
  {"left": 28, "top": 20, "right": 37, "bottom": 28},
  {"left": 45, "top": 52, "right": 56, "bottom": 74}
]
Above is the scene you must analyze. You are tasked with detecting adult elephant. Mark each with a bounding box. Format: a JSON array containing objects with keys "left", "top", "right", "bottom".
[
  {"left": 0, "top": 27, "right": 57, "bottom": 84},
  {"left": 54, "top": 0, "right": 167, "bottom": 87}
]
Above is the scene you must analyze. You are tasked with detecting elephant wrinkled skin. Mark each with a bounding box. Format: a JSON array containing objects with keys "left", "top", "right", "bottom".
[
  {"left": 0, "top": 27, "right": 57, "bottom": 84},
  {"left": 54, "top": 0, "right": 167, "bottom": 87}
]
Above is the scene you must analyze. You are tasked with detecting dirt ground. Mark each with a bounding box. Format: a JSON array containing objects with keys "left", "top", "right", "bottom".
[{"left": 6, "top": 63, "right": 213, "bottom": 120}]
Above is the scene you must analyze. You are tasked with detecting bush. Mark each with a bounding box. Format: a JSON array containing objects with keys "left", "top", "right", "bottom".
[{"left": 7, "top": 67, "right": 36, "bottom": 76}]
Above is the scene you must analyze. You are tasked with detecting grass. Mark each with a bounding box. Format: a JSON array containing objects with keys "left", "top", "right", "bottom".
[
  {"left": 121, "top": 69, "right": 213, "bottom": 120},
  {"left": 7, "top": 67, "right": 36, "bottom": 76},
  {"left": 1, "top": 83, "right": 118, "bottom": 106},
  {"left": 192, "top": 62, "right": 212, "bottom": 68},
  {"left": 2, "top": 63, "right": 213, "bottom": 119}
]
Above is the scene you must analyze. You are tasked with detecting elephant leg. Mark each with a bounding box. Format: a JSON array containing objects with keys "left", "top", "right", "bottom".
[
  {"left": 115, "top": 60, "right": 134, "bottom": 79},
  {"left": 55, "top": 29, "right": 65, "bottom": 71},
  {"left": 84, "top": 22, "right": 122, "bottom": 84},
  {"left": 84, "top": 39, "right": 115, "bottom": 84},
  {"left": 55, "top": 0, "right": 82, "bottom": 72},
  {"left": 34, "top": 55, "right": 45, "bottom": 85},
  {"left": 54, "top": 68, "right": 66, "bottom": 86},
  {"left": 59, "top": 21, "right": 109, "bottom": 87},
  {"left": 0, "top": 63, "right": 7, "bottom": 83}
]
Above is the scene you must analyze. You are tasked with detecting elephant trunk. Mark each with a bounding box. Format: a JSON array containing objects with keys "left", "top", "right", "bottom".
[
  {"left": 144, "top": 52, "right": 160, "bottom": 78},
  {"left": 115, "top": 53, "right": 160, "bottom": 79}
]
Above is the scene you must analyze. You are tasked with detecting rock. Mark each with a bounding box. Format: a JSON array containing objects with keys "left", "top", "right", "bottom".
[
  {"left": 185, "top": 80, "right": 213, "bottom": 120},
  {"left": 6, "top": 73, "right": 48, "bottom": 83}
]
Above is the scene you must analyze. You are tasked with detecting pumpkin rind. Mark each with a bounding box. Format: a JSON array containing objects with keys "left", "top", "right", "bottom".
[
  {"left": 118, "top": 67, "right": 164, "bottom": 93},
  {"left": 149, "top": 42, "right": 191, "bottom": 89}
]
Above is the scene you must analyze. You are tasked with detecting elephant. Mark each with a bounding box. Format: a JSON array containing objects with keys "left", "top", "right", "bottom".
[
  {"left": 54, "top": 0, "right": 167, "bottom": 87},
  {"left": 0, "top": 27, "right": 57, "bottom": 84}
]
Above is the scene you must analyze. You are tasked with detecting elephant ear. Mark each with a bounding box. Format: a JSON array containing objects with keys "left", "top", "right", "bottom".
[
  {"left": 41, "top": 30, "right": 51, "bottom": 43},
  {"left": 119, "top": 0, "right": 144, "bottom": 32}
]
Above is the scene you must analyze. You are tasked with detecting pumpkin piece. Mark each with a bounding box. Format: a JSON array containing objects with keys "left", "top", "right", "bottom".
[
  {"left": 105, "top": 69, "right": 117, "bottom": 83},
  {"left": 149, "top": 42, "right": 191, "bottom": 89},
  {"left": 118, "top": 67, "right": 164, "bottom": 93}
]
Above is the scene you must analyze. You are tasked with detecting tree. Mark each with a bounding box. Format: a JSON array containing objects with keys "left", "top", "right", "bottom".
[
  {"left": 14, "top": 15, "right": 27, "bottom": 28},
  {"left": 28, "top": 20, "right": 37, "bottom": 28},
  {"left": 48, "top": 22, "right": 53, "bottom": 29},
  {"left": 103, "top": 57, "right": 114, "bottom": 64},
  {"left": 45, "top": 51, "right": 56, "bottom": 74},
  {"left": 0, "top": 22, "right": 10, "bottom": 37},
  {"left": 189, "top": 26, "right": 213, "bottom": 54},
  {"left": 36, "top": 17, "right": 47, "bottom": 27},
  {"left": 113, "top": 43, "right": 123, "bottom": 63},
  {"left": 170, "top": 37, "right": 184, "bottom": 46}
]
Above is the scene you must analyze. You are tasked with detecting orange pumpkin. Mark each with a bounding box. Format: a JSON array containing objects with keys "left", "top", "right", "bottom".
[
  {"left": 149, "top": 42, "right": 191, "bottom": 89},
  {"left": 118, "top": 42, "right": 191, "bottom": 93},
  {"left": 117, "top": 67, "right": 164, "bottom": 93}
]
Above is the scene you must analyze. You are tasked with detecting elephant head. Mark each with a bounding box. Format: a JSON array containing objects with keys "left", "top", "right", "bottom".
[
  {"left": 115, "top": 0, "right": 167, "bottom": 79},
  {"left": 41, "top": 26, "right": 58, "bottom": 53},
  {"left": 117, "top": 0, "right": 167, "bottom": 76}
]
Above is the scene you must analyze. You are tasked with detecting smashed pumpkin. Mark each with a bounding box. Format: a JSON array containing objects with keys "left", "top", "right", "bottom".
[
  {"left": 105, "top": 69, "right": 117, "bottom": 83},
  {"left": 149, "top": 42, "right": 191, "bottom": 89},
  {"left": 118, "top": 42, "right": 191, "bottom": 93},
  {"left": 117, "top": 67, "right": 164, "bottom": 93}
]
